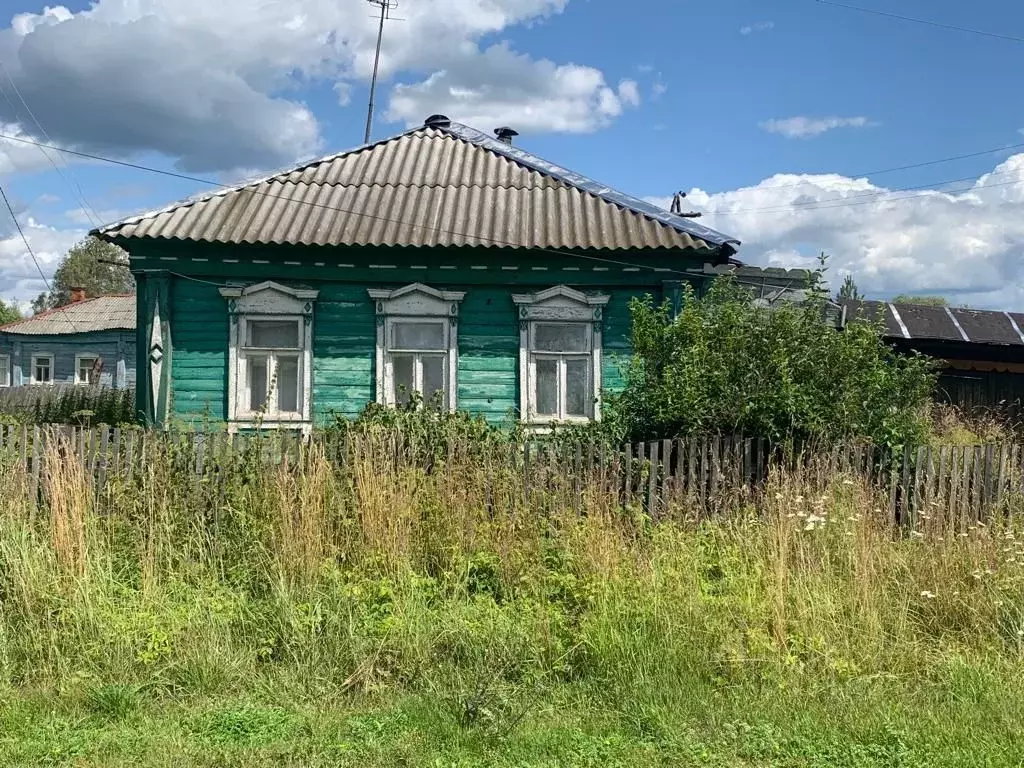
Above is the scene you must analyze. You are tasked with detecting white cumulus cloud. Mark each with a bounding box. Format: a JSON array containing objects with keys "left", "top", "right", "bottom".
[
  {"left": 650, "top": 152, "right": 1024, "bottom": 309},
  {"left": 387, "top": 43, "right": 638, "bottom": 133},
  {"left": 0, "top": 0, "right": 626, "bottom": 173},
  {"left": 761, "top": 116, "right": 875, "bottom": 139}
]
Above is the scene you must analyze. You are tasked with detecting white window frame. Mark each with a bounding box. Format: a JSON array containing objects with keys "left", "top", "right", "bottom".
[
  {"left": 369, "top": 284, "right": 465, "bottom": 412},
  {"left": 512, "top": 285, "right": 609, "bottom": 424},
  {"left": 219, "top": 281, "right": 319, "bottom": 434},
  {"left": 75, "top": 353, "right": 100, "bottom": 386},
  {"left": 0, "top": 354, "right": 9, "bottom": 387},
  {"left": 31, "top": 353, "right": 54, "bottom": 386}
]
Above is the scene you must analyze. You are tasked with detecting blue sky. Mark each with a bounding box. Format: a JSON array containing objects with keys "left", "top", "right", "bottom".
[{"left": 2, "top": 0, "right": 1024, "bottom": 307}]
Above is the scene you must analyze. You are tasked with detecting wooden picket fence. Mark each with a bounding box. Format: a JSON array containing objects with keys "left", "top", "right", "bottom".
[{"left": 1, "top": 424, "right": 1023, "bottom": 523}]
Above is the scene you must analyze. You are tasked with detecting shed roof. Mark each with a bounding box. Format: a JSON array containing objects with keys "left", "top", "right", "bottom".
[
  {"left": 842, "top": 300, "right": 1024, "bottom": 347},
  {"left": 0, "top": 295, "right": 135, "bottom": 336},
  {"left": 95, "top": 119, "right": 739, "bottom": 256}
]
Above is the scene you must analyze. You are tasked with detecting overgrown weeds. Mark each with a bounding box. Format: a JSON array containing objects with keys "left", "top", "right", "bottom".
[{"left": 1, "top": 427, "right": 1024, "bottom": 764}]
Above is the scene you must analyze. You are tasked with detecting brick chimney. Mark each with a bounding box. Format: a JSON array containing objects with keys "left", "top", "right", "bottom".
[{"left": 70, "top": 287, "right": 86, "bottom": 303}]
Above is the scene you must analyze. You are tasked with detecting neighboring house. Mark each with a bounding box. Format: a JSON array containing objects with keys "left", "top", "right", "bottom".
[
  {"left": 842, "top": 300, "right": 1024, "bottom": 411},
  {"left": 95, "top": 114, "right": 750, "bottom": 433},
  {"left": 0, "top": 294, "right": 136, "bottom": 389}
]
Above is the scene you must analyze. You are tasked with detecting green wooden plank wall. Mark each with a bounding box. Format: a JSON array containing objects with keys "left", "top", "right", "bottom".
[{"left": 166, "top": 272, "right": 656, "bottom": 427}]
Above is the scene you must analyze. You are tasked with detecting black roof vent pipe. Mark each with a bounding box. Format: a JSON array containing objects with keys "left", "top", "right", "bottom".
[
  {"left": 494, "top": 126, "right": 519, "bottom": 145},
  {"left": 424, "top": 114, "right": 451, "bottom": 128}
]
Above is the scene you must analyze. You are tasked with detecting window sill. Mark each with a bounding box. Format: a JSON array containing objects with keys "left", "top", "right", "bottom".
[{"left": 227, "top": 418, "right": 313, "bottom": 436}]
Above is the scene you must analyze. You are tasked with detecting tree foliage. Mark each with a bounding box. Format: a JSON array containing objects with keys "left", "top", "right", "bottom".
[
  {"left": 836, "top": 274, "right": 863, "bottom": 302},
  {"left": 32, "top": 237, "right": 133, "bottom": 313},
  {"left": 0, "top": 298, "right": 21, "bottom": 325},
  {"left": 890, "top": 294, "right": 948, "bottom": 307},
  {"left": 607, "top": 278, "right": 937, "bottom": 451}
]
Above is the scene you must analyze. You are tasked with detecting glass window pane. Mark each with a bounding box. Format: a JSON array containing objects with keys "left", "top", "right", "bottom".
[
  {"left": 34, "top": 358, "right": 51, "bottom": 383},
  {"left": 565, "top": 359, "right": 590, "bottom": 417},
  {"left": 535, "top": 358, "right": 558, "bottom": 416},
  {"left": 248, "top": 356, "right": 268, "bottom": 411},
  {"left": 276, "top": 356, "right": 300, "bottom": 413},
  {"left": 534, "top": 323, "right": 588, "bottom": 352},
  {"left": 0, "top": 358, "right": 8, "bottom": 386},
  {"left": 78, "top": 357, "right": 97, "bottom": 385},
  {"left": 247, "top": 320, "right": 299, "bottom": 348},
  {"left": 392, "top": 322, "right": 445, "bottom": 350},
  {"left": 421, "top": 355, "right": 446, "bottom": 408},
  {"left": 392, "top": 354, "right": 415, "bottom": 405}
]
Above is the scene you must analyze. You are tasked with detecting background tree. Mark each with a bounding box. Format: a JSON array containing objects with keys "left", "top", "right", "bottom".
[
  {"left": 0, "top": 298, "right": 22, "bottom": 325},
  {"left": 32, "top": 236, "right": 133, "bottom": 313},
  {"left": 606, "top": 277, "right": 937, "bottom": 452},
  {"left": 890, "top": 294, "right": 948, "bottom": 307},
  {"left": 836, "top": 273, "right": 863, "bottom": 302}
]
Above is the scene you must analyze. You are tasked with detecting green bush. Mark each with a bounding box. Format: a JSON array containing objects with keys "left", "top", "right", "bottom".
[{"left": 608, "top": 278, "right": 937, "bottom": 451}]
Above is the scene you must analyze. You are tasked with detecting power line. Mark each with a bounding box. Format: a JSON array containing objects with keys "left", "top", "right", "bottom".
[
  {"left": 754, "top": 140, "right": 1024, "bottom": 194},
  {"left": 0, "top": 182, "right": 78, "bottom": 332},
  {"left": 711, "top": 164, "right": 1024, "bottom": 216},
  {"left": 813, "top": 0, "right": 1024, "bottom": 44},
  {"left": 0, "top": 61, "right": 103, "bottom": 229},
  {"left": 0, "top": 130, "right": 733, "bottom": 281},
  {"left": 0, "top": 128, "right": 1020, "bottom": 276}
]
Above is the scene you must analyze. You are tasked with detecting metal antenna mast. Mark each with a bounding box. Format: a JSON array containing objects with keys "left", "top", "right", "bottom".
[{"left": 364, "top": 0, "right": 398, "bottom": 144}]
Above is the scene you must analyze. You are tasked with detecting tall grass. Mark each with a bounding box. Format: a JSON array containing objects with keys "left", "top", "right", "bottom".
[{"left": 1, "top": 429, "right": 1024, "bottom": 763}]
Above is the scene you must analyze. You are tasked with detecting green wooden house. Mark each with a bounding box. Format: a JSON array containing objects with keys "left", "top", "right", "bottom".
[
  {"left": 94, "top": 115, "right": 744, "bottom": 433},
  {"left": 0, "top": 294, "right": 136, "bottom": 389}
]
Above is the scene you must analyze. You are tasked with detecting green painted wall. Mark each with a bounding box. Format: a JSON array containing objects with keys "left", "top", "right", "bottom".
[{"left": 127, "top": 242, "right": 709, "bottom": 427}]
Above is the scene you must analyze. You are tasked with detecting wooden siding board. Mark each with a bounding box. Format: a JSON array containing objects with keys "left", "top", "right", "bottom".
[
  {"left": 0, "top": 329, "right": 135, "bottom": 388},
  {"left": 154, "top": 248, "right": 676, "bottom": 425}
]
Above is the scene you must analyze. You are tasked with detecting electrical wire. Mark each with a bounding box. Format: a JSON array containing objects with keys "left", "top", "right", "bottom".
[
  {"left": 2, "top": 127, "right": 1022, "bottom": 229},
  {"left": 0, "top": 181, "right": 78, "bottom": 332},
  {"left": 813, "top": 0, "right": 1024, "bottom": 44},
  {"left": 0, "top": 128, "right": 1009, "bottom": 288},
  {"left": 749, "top": 140, "right": 1024, "bottom": 194},
  {"left": 0, "top": 61, "right": 103, "bottom": 229}
]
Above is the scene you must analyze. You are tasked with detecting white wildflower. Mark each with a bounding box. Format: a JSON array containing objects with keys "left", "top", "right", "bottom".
[{"left": 920, "top": 590, "right": 937, "bottom": 599}]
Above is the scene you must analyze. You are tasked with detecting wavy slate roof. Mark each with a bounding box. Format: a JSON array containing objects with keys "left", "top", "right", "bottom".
[
  {"left": 843, "top": 300, "right": 1024, "bottom": 346},
  {"left": 96, "top": 120, "right": 739, "bottom": 255},
  {"left": 0, "top": 296, "right": 135, "bottom": 336}
]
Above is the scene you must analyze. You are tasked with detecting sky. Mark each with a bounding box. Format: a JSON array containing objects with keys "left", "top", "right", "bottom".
[{"left": 1, "top": 0, "right": 1024, "bottom": 308}]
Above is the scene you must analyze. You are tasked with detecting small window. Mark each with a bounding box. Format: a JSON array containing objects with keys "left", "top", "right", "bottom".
[
  {"left": 31, "top": 354, "right": 53, "bottom": 385},
  {"left": 0, "top": 355, "right": 9, "bottom": 387},
  {"left": 387, "top": 320, "right": 449, "bottom": 407},
  {"left": 76, "top": 355, "right": 100, "bottom": 386},
  {"left": 369, "top": 284, "right": 465, "bottom": 412},
  {"left": 219, "top": 281, "right": 319, "bottom": 435},
  {"left": 513, "top": 286, "right": 609, "bottom": 424},
  {"left": 529, "top": 323, "right": 593, "bottom": 420},
  {"left": 242, "top": 319, "right": 303, "bottom": 417}
]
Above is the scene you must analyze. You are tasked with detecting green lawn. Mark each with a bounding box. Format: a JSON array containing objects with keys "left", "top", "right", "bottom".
[{"left": 3, "top": 665, "right": 1023, "bottom": 767}]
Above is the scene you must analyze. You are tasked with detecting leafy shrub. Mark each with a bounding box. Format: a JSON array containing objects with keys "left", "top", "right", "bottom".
[{"left": 608, "top": 278, "right": 937, "bottom": 452}]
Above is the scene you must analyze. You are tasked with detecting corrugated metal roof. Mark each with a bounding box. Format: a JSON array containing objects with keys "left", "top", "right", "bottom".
[
  {"left": 842, "top": 300, "right": 1024, "bottom": 346},
  {"left": 96, "top": 121, "right": 740, "bottom": 254},
  {"left": 0, "top": 296, "right": 135, "bottom": 336}
]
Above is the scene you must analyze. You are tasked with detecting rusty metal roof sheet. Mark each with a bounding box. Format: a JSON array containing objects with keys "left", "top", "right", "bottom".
[
  {"left": 96, "top": 122, "right": 739, "bottom": 254},
  {"left": 0, "top": 295, "right": 135, "bottom": 336}
]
